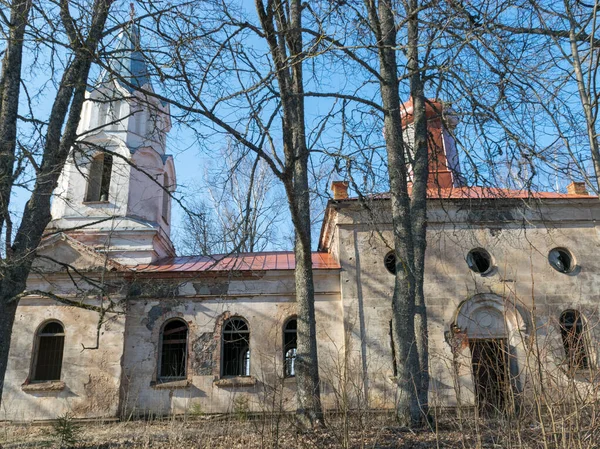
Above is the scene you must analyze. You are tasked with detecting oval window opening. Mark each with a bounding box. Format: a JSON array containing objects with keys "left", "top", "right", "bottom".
[
  {"left": 549, "top": 248, "right": 574, "bottom": 273},
  {"left": 384, "top": 251, "right": 396, "bottom": 275},
  {"left": 466, "top": 249, "right": 492, "bottom": 274}
]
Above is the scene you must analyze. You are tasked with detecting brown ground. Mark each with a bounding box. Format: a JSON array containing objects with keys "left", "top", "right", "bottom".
[
  {"left": 0, "top": 415, "right": 594, "bottom": 448},
  {"left": 0, "top": 416, "right": 465, "bottom": 449}
]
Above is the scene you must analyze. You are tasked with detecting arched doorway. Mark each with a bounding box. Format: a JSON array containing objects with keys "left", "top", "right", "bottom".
[{"left": 453, "top": 294, "right": 527, "bottom": 415}]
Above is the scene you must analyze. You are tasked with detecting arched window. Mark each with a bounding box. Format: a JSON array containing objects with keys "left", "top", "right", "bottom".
[
  {"left": 560, "top": 310, "right": 589, "bottom": 371},
  {"left": 159, "top": 319, "right": 188, "bottom": 380},
  {"left": 222, "top": 318, "right": 250, "bottom": 377},
  {"left": 85, "top": 153, "right": 113, "bottom": 202},
  {"left": 162, "top": 173, "right": 170, "bottom": 223},
  {"left": 32, "top": 321, "right": 65, "bottom": 382},
  {"left": 283, "top": 319, "right": 297, "bottom": 378}
]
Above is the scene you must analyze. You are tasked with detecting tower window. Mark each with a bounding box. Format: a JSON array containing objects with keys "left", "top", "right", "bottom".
[
  {"left": 466, "top": 248, "right": 493, "bottom": 275},
  {"left": 32, "top": 321, "right": 65, "bottom": 382},
  {"left": 159, "top": 319, "right": 188, "bottom": 380},
  {"left": 559, "top": 310, "right": 589, "bottom": 371},
  {"left": 222, "top": 318, "right": 250, "bottom": 377},
  {"left": 283, "top": 318, "right": 297, "bottom": 378},
  {"left": 85, "top": 153, "right": 113, "bottom": 202}
]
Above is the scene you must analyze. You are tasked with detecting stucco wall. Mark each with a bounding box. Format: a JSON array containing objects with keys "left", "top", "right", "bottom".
[
  {"left": 120, "top": 270, "right": 344, "bottom": 416},
  {"left": 1, "top": 299, "right": 125, "bottom": 422},
  {"left": 333, "top": 197, "right": 600, "bottom": 409}
]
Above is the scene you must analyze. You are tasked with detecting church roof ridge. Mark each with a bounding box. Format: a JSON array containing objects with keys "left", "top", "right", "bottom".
[
  {"left": 334, "top": 185, "right": 597, "bottom": 202},
  {"left": 131, "top": 251, "right": 339, "bottom": 273}
]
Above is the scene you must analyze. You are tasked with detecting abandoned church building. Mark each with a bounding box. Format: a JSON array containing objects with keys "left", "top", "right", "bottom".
[{"left": 2, "top": 27, "right": 600, "bottom": 422}]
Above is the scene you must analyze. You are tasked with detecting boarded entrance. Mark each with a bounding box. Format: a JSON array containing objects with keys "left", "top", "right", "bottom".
[{"left": 470, "top": 339, "right": 511, "bottom": 415}]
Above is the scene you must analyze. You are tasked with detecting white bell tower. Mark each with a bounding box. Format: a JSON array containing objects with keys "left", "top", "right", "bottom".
[{"left": 49, "top": 23, "right": 176, "bottom": 264}]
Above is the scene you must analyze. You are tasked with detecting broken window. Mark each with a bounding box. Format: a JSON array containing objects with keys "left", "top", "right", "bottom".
[
  {"left": 33, "top": 321, "right": 65, "bottom": 382},
  {"left": 283, "top": 319, "right": 297, "bottom": 377},
  {"left": 159, "top": 319, "right": 188, "bottom": 380},
  {"left": 549, "top": 248, "right": 574, "bottom": 274},
  {"left": 466, "top": 248, "right": 492, "bottom": 275},
  {"left": 384, "top": 251, "right": 396, "bottom": 274},
  {"left": 85, "top": 153, "right": 113, "bottom": 202},
  {"left": 222, "top": 318, "right": 250, "bottom": 377},
  {"left": 560, "top": 310, "right": 589, "bottom": 371}
]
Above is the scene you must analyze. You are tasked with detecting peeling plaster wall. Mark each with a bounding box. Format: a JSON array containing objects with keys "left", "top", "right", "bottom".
[
  {"left": 1, "top": 299, "right": 126, "bottom": 421},
  {"left": 334, "top": 198, "right": 600, "bottom": 409},
  {"left": 7, "top": 196, "right": 600, "bottom": 421},
  {"left": 120, "top": 271, "right": 344, "bottom": 416}
]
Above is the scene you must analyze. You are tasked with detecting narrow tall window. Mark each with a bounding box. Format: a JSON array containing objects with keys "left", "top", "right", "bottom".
[
  {"left": 222, "top": 318, "right": 250, "bottom": 377},
  {"left": 85, "top": 153, "right": 113, "bottom": 202},
  {"left": 283, "top": 319, "right": 297, "bottom": 378},
  {"left": 560, "top": 310, "right": 589, "bottom": 370},
  {"left": 33, "top": 321, "right": 65, "bottom": 382},
  {"left": 162, "top": 173, "right": 170, "bottom": 223},
  {"left": 159, "top": 319, "right": 188, "bottom": 380}
]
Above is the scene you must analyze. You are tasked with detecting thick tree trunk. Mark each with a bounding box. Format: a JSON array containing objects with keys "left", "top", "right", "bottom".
[
  {"left": 0, "top": 0, "right": 33, "bottom": 241},
  {"left": 290, "top": 170, "right": 324, "bottom": 427},
  {"left": 0, "top": 0, "right": 114, "bottom": 405},
  {"left": 406, "top": 2, "right": 430, "bottom": 419},
  {"left": 366, "top": 0, "right": 428, "bottom": 426},
  {"left": 378, "top": 16, "right": 422, "bottom": 427},
  {"left": 255, "top": 0, "right": 324, "bottom": 427},
  {"left": 0, "top": 294, "right": 19, "bottom": 402},
  {"left": 566, "top": 8, "right": 600, "bottom": 192}
]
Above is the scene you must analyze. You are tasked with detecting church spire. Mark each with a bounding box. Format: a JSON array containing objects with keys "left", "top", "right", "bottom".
[
  {"left": 49, "top": 19, "right": 176, "bottom": 264},
  {"left": 98, "top": 23, "right": 151, "bottom": 93}
]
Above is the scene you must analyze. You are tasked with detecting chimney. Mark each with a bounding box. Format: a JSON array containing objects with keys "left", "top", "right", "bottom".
[
  {"left": 399, "top": 97, "right": 461, "bottom": 189},
  {"left": 567, "top": 181, "right": 588, "bottom": 196},
  {"left": 331, "top": 181, "right": 349, "bottom": 200}
]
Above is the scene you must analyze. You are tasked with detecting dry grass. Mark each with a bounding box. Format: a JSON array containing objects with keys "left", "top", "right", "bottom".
[
  {"left": 0, "top": 415, "right": 469, "bottom": 449},
  {"left": 4, "top": 413, "right": 597, "bottom": 449}
]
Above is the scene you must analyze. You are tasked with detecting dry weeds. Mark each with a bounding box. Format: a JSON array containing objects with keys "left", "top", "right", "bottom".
[
  {"left": 2, "top": 414, "right": 595, "bottom": 449},
  {"left": 0, "top": 415, "right": 471, "bottom": 449}
]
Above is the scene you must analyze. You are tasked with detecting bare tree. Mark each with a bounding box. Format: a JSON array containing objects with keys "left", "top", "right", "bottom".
[
  {"left": 177, "top": 141, "right": 288, "bottom": 256},
  {"left": 136, "top": 0, "right": 328, "bottom": 427},
  {"left": 0, "top": 0, "right": 115, "bottom": 404}
]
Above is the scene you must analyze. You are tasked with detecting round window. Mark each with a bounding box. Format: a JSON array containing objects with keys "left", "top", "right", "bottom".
[
  {"left": 384, "top": 251, "right": 396, "bottom": 274},
  {"left": 466, "top": 248, "right": 492, "bottom": 274},
  {"left": 548, "top": 248, "right": 574, "bottom": 273}
]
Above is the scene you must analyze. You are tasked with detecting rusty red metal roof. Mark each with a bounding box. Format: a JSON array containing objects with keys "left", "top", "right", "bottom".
[
  {"left": 133, "top": 251, "right": 340, "bottom": 273},
  {"left": 343, "top": 186, "right": 596, "bottom": 201}
]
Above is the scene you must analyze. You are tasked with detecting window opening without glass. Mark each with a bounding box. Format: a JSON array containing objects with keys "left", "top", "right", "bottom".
[
  {"left": 159, "top": 319, "right": 188, "bottom": 380},
  {"left": 560, "top": 310, "right": 589, "bottom": 371},
  {"left": 85, "top": 153, "right": 113, "bottom": 202},
  {"left": 222, "top": 318, "right": 250, "bottom": 377},
  {"left": 284, "top": 319, "right": 297, "bottom": 377},
  {"left": 466, "top": 248, "right": 492, "bottom": 274},
  {"left": 33, "top": 321, "right": 65, "bottom": 382}
]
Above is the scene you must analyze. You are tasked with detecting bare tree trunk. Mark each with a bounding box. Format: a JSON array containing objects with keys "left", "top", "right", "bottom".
[
  {"left": 288, "top": 170, "right": 323, "bottom": 427},
  {"left": 365, "top": 0, "right": 422, "bottom": 426},
  {"left": 0, "top": 0, "right": 115, "bottom": 405},
  {"left": 0, "top": 0, "right": 33, "bottom": 245},
  {"left": 255, "top": 0, "right": 323, "bottom": 427},
  {"left": 564, "top": 0, "right": 600, "bottom": 191},
  {"left": 406, "top": 0, "right": 430, "bottom": 419}
]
